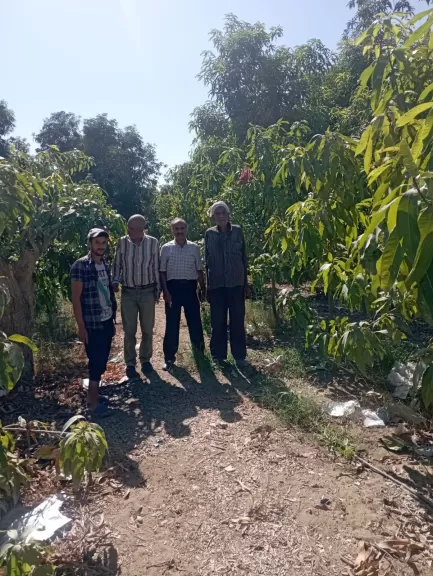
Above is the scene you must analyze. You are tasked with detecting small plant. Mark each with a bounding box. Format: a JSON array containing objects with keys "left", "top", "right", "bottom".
[
  {"left": 200, "top": 303, "right": 211, "bottom": 336},
  {"left": 59, "top": 416, "right": 108, "bottom": 490},
  {"left": 245, "top": 300, "right": 275, "bottom": 341},
  {"left": 0, "top": 426, "right": 27, "bottom": 513},
  {"left": 0, "top": 527, "right": 53, "bottom": 576},
  {"left": 320, "top": 424, "right": 356, "bottom": 459},
  {"left": 0, "top": 283, "right": 38, "bottom": 394}
]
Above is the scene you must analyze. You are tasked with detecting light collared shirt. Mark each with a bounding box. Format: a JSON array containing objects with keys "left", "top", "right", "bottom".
[
  {"left": 112, "top": 235, "right": 160, "bottom": 291},
  {"left": 160, "top": 240, "right": 202, "bottom": 281}
]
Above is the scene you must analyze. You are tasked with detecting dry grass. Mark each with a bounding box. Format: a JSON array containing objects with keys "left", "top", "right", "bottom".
[{"left": 245, "top": 300, "right": 276, "bottom": 341}]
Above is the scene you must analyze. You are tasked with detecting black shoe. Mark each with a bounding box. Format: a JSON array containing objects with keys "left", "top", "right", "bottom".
[
  {"left": 212, "top": 357, "right": 227, "bottom": 367},
  {"left": 141, "top": 361, "right": 154, "bottom": 376},
  {"left": 126, "top": 366, "right": 140, "bottom": 380},
  {"left": 162, "top": 360, "right": 174, "bottom": 371}
]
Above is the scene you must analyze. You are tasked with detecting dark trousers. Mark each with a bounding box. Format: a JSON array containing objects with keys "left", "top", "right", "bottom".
[
  {"left": 208, "top": 286, "right": 246, "bottom": 362},
  {"left": 163, "top": 280, "right": 205, "bottom": 362},
  {"left": 85, "top": 319, "right": 114, "bottom": 381}
]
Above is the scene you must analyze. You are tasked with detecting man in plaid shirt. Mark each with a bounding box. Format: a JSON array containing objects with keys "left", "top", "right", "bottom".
[
  {"left": 160, "top": 218, "right": 205, "bottom": 370},
  {"left": 71, "top": 228, "right": 116, "bottom": 413}
]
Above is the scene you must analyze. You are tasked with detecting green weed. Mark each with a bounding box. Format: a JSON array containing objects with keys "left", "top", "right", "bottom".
[
  {"left": 254, "top": 371, "right": 356, "bottom": 459},
  {"left": 200, "top": 303, "right": 212, "bottom": 336},
  {"left": 320, "top": 424, "right": 356, "bottom": 459}
]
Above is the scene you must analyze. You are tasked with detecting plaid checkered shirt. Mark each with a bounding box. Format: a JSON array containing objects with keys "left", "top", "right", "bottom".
[
  {"left": 159, "top": 240, "right": 203, "bottom": 281},
  {"left": 70, "top": 254, "right": 116, "bottom": 330}
]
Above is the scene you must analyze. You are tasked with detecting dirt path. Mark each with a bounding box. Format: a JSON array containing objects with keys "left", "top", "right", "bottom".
[{"left": 85, "top": 302, "right": 431, "bottom": 576}]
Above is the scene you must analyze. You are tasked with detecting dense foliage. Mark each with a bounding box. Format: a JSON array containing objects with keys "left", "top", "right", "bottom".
[
  {"left": 34, "top": 112, "right": 163, "bottom": 219},
  {"left": 3, "top": 1, "right": 433, "bottom": 409},
  {"left": 153, "top": 4, "right": 433, "bottom": 408},
  {"left": 0, "top": 147, "right": 125, "bottom": 344}
]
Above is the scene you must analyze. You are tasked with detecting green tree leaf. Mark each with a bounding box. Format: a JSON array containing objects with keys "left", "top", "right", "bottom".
[
  {"left": 380, "top": 228, "right": 403, "bottom": 290},
  {"left": 421, "top": 364, "right": 433, "bottom": 408},
  {"left": 417, "top": 262, "right": 433, "bottom": 324},
  {"left": 8, "top": 335, "right": 38, "bottom": 353},
  {"left": 405, "top": 15, "right": 433, "bottom": 48},
  {"left": 400, "top": 140, "right": 419, "bottom": 178},
  {"left": 396, "top": 103, "right": 433, "bottom": 127}
]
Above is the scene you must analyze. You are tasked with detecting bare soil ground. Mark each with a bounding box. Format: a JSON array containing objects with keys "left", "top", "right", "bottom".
[{"left": 3, "top": 301, "right": 433, "bottom": 575}]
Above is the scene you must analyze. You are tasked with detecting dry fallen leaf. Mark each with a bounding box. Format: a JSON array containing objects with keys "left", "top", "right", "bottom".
[
  {"left": 349, "top": 537, "right": 423, "bottom": 576},
  {"left": 230, "top": 516, "right": 253, "bottom": 525}
]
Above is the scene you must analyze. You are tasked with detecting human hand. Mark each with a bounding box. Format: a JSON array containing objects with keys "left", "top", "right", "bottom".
[
  {"left": 198, "top": 286, "right": 206, "bottom": 303},
  {"left": 113, "top": 283, "right": 119, "bottom": 293},
  {"left": 78, "top": 325, "right": 88, "bottom": 344},
  {"left": 163, "top": 291, "right": 172, "bottom": 306},
  {"left": 244, "top": 285, "right": 252, "bottom": 300}
]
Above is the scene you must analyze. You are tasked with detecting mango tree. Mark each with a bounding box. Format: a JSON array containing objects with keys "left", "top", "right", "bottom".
[
  {"left": 0, "top": 147, "right": 124, "bottom": 371},
  {"left": 270, "top": 8, "right": 433, "bottom": 406}
]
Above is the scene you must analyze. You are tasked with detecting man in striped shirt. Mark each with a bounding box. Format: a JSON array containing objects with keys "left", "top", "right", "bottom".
[{"left": 113, "top": 214, "right": 160, "bottom": 379}]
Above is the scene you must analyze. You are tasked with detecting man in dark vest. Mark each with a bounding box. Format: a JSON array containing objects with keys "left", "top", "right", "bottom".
[{"left": 204, "top": 201, "right": 248, "bottom": 367}]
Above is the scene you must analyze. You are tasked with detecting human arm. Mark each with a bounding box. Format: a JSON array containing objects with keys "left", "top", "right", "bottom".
[
  {"left": 159, "top": 245, "right": 170, "bottom": 303},
  {"left": 71, "top": 261, "right": 88, "bottom": 343},
  {"left": 71, "top": 281, "right": 88, "bottom": 344},
  {"left": 160, "top": 271, "right": 171, "bottom": 305},
  {"left": 240, "top": 227, "right": 250, "bottom": 297},
  {"left": 154, "top": 238, "right": 161, "bottom": 297},
  {"left": 112, "top": 240, "right": 122, "bottom": 292},
  {"left": 195, "top": 244, "right": 206, "bottom": 300},
  {"left": 204, "top": 231, "right": 210, "bottom": 288}
]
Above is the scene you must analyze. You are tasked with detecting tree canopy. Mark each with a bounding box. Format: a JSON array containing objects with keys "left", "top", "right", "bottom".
[{"left": 34, "top": 111, "right": 163, "bottom": 219}]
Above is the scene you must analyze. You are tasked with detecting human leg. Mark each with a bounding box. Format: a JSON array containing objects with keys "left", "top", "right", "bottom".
[{"left": 208, "top": 288, "right": 228, "bottom": 361}]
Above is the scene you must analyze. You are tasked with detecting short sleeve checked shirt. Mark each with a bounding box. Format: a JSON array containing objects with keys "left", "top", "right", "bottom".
[
  {"left": 159, "top": 240, "right": 202, "bottom": 281},
  {"left": 71, "top": 254, "right": 116, "bottom": 330}
]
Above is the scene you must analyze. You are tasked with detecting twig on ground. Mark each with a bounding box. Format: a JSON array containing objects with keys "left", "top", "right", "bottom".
[
  {"left": 4, "top": 426, "right": 63, "bottom": 436},
  {"left": 354, "top": 455, "right": 433, "bottom": 512}
]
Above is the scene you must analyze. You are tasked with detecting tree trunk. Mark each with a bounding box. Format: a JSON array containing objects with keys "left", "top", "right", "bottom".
[
  {"left": 0, "top": 252, "right": 38, "bottom": 377},
  {"left": 271, "top": 274, "right": 279, "bottom": 325}
]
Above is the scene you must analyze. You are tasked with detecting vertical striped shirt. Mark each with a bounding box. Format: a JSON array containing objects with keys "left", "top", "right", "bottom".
[{"left": 112, "top": 235, "right": 160, "bottom": 291}]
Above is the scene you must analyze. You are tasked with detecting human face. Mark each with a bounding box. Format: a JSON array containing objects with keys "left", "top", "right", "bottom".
[
  {"left": 213, "top": 206, "right": 229, "bottom": 228},
  {"left": 90, "top": 236, "right": 108, "bottom": 259},
  {"left": 172, "top": 221, "right": 187, "bottom": 244},
  {"left": 128, "top": 219, "right": 145, "bottom": 242}
]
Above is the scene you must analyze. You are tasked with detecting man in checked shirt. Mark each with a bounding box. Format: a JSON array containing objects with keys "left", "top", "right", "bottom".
[{"left": 160, "top": 218, "right": 205, "bottom": 371}]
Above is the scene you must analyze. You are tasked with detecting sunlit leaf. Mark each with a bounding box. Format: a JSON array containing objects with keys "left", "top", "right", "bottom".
[{"left": 396, "top": 103, "right": 433, "bottom": 127}]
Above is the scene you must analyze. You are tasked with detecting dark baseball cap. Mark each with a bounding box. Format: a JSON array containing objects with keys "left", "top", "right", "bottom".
[{"left": 87, "top": 228, "right": 109, "bottom": 241}]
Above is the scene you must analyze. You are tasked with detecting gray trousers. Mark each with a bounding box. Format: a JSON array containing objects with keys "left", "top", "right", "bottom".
[{"left": 121, "top": 286, "right": 155, "bottom": 366}]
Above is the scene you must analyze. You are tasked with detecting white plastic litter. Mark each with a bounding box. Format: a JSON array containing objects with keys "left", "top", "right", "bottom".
[
  {"left": 3, "top": 494, "right": 71, "bottom": 544},
  {"left": 328, "top": 400, "right": 362, "bottom": 418},
  {"left": 387, "top": 361, "right": 417, "bottom": 399},
  {"left": 362, "top": 410, "right": 386, "bottom": 428},
  {"left": 327, "top": 400, "right": 385, "bottom": 427}
]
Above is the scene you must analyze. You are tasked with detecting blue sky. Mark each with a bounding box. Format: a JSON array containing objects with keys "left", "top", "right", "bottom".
[{"left": 1, "top": 0, "right": 425, "bottom": 173}]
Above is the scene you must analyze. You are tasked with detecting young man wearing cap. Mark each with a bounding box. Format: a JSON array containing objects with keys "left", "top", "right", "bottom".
[
  {"left": 160, "top": 218, "right": 205, "bottom": 370},
  {"left": 71, "top": 228, "right": 116, "bottom": 412},
  {"left": 205, "top": 201, "right": 249, "bottom": 368}
]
